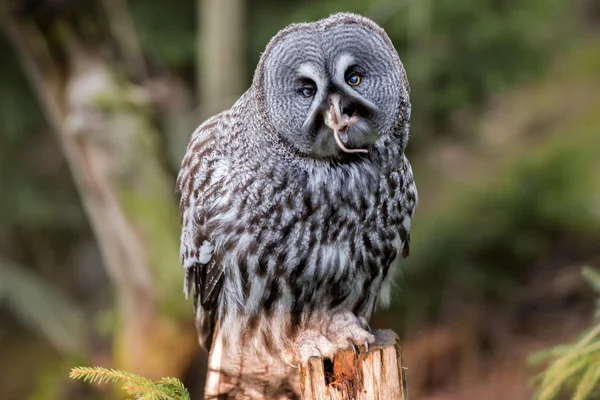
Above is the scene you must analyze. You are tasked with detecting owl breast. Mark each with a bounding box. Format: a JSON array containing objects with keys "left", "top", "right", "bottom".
[{"left": 208, "top": 154, "right": 415, "bottom": 349}]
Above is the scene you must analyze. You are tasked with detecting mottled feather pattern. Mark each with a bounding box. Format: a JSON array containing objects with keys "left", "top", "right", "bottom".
[
  {"left": 177, "top": 12, "right": 417, "bottom": 398},
  {"left": 179, "top": 98, "right": 415, "bottom": 345}
]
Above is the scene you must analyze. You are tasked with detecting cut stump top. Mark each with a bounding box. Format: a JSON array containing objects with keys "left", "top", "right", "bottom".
[{"left": 298, "top": 329, "right": 408, "bottom": 400}]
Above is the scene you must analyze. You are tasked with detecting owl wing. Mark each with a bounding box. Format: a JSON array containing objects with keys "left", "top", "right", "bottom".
[
  {"left": 176, "top": 113, "right": 226, "bottom": 349},
  {"left": 398, "top": 154, "right": 417, "bottom": 259}
]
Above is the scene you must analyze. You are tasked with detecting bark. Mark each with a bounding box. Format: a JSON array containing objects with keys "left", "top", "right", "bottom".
[{"left": 299, "top": 330, "right": 408, "bottom": 400}]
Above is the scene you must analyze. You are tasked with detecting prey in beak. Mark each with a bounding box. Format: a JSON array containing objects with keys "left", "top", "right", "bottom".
[{"left": 323, "top": 95, "right": 369, "bottom": 154}]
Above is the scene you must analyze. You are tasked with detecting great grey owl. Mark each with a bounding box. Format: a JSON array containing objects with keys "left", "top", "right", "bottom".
[{"left": 177, "top": 12, "right": 416, "bottom": 399}]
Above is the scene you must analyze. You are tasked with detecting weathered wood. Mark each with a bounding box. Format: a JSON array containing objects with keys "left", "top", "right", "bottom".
[{"left": 299, "top": 330, "right": 408, "bottom": 400}]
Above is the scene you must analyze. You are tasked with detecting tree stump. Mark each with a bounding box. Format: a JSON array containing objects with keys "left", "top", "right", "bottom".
[{"left": 299, "top": 330, "right": 408, "bottom": 400}]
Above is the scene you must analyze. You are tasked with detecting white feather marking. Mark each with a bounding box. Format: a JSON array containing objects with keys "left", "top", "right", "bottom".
[
  {"left": 297, "top": 63, "right": 322, "bottom": 85},
  {"left": 335, "top": 53, "right": 355, "bottom": 81},
  {"left": 402, "top": 216, "right": 411, "bottom": 231},
  {"left": 199, "top": 240, "right": 214, "bottom": 264},
  {"left": 391, "top": 232, "right": 402, "bottom": 251},
  {"left": 319, "top": 245, "right": 348, "bottom": 278}
]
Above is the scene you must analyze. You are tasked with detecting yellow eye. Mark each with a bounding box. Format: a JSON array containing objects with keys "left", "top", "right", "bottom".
[{"left": 347, "top": 73, "right": 361, "bottom": 86}]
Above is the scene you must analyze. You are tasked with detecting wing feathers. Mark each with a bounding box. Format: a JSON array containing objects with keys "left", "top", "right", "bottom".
[{"left": 177, "top": 113, "right": 227, "bottom": 348}]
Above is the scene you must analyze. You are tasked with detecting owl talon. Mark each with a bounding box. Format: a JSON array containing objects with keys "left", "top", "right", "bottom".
[
  {"left": 294, "top": 329, "right": 337, "bottom": 365},
  {"left": 286, "top": 361, "right": 299, "bottom": 369},
  {"left": 350, "top": 342, "right": 358, "bottom": 357},
  {"left": 364, "top": 341, "right": 369, "bottom": 352}
]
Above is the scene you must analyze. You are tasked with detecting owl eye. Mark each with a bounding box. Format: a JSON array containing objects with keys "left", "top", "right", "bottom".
[
  {"left": 301, "top": 87, "right": 316, "bottom": 97},
  {"left": 346, "top": 73, "right": 361, "bottom": 86}
]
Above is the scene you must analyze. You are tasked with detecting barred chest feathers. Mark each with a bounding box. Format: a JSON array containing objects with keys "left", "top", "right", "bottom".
[{"left": 194, "top": 145, "right": 415, "bottom": 352}]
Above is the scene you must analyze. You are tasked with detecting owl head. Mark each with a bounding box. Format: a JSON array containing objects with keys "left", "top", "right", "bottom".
[{"left": 253, "top": 13, "right": 410, "bottom": 159}]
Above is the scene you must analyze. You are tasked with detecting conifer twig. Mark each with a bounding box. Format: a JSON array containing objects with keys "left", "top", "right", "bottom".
[{"left": 69, "top": 367, "right": 191, "bottom": 400}]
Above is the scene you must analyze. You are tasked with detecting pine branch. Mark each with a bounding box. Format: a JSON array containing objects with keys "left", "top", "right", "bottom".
[
  {"left": 573, "top": 361, "right": 600, "bottom": 400},
  {"left": 70, "top": 366, "right": 154, "bottom": 386},
  {"left": 528, "top": 344, "right": 573, "bottom": 365},
  {"left": 582, "top": 267, "right": 600, "bottom": 294},
  {"left": 535, "top": 356, "right": 592, "bottom": 400},
  {"left": 530, "top": 267, "right": 600, "bottom": 400},
  {"left": 543, "top": 341, "right": 600, "bottom": 378},
  {"left": 69, "top": 367, "right": 191, "bottom": 400}
]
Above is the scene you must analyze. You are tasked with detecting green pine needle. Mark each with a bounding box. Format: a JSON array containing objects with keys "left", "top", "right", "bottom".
[
  {"left": 573, "top": 361, "right": 600, "bottom": 400},
  {"left": 528, "top": 344, "right": 573, "bottom": 365},
  {"left": 530, "top": 267, "right": 600, "bottom": 400},
  {"left": 535, "top": 356, "right": 593, "bottom": 400},
  {"left": 69, "top": 367, "right": 191, "bottom": 400},
  {"left": 582, "top": 267, "right": 600, "bottom": 294}
]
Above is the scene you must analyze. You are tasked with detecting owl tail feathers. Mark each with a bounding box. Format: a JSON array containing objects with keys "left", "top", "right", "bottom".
[
  {"left": 205, "top": 323, "right": 246, "bottom": 398},
  {"left": 196, "top": 306, "right": 217, "bottom": 350},
  {"left": 204, "top": 324, "right": 301, "bottom": 399},
  {"left": 204, "top": 324, "right": 225, "bottom": 397}
]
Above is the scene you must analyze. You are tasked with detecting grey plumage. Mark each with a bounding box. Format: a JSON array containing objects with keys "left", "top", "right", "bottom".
[{"left": 177, "top": 13, "right": 416, "bottom": 399}]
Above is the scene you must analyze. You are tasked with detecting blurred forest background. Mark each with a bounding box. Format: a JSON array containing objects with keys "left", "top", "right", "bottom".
[{"left": 1, "top": 0, "right": 599, "bottom": 399}]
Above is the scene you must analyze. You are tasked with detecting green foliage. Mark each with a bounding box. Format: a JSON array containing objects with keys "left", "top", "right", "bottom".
[
  {"left": 69, "top": 367, "right": 191, "bottom": 400},
  {"left": 91, "top": 69, "right": 186, "bottom": 316},
  {"left": 529, "top": 267, "right": 600, "bottom": 400},
  {"left": 0, "top": 38, "right": 84, "bottom": 234},
  {"left": 584, "top": 268, "right": 600, "bottom": 321},
  {"left": 393, "top": 101, "right": 600, "bottom": 320},
  {"left": 127, "top": 0, "right": 196, "bottom": 69},
  {"left": 399, "top": 0, "right": 567, "bottom": 136},
  {"left": 0, "top": 256, "right": 85, "bottom": 354},
  {"left": 0, "top": 39, "right": 44, "bottom": 142}
]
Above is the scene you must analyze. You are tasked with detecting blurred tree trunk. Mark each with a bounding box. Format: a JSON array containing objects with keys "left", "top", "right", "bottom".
[
  {"left": 198, "top": 0, "right": 245, "bottom": 118},
  {"left": 1, "top": 3, "right": 196, "bottom": 380}
]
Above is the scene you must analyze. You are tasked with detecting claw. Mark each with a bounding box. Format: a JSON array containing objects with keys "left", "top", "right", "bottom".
[
  {"left": 350, "top": 342, "right": 358, "bottom": 357},
  {"left": 364, "top": 341, "right": 369, "bottom": 352}
]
